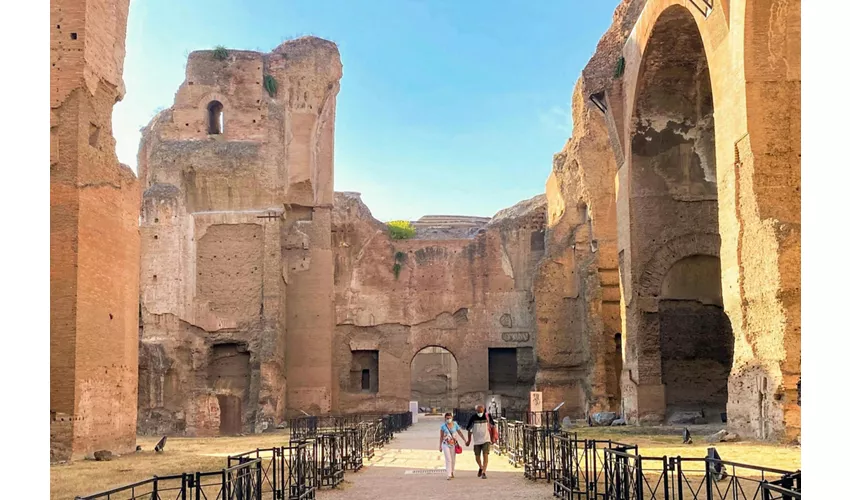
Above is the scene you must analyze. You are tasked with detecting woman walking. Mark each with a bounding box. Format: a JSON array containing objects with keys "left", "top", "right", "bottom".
[{"left": 439, "top": 412, "right": 462, "bottom": 479}]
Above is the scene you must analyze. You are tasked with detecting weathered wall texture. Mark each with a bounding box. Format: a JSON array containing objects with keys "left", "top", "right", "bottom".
[
  {"left": 587, "top": 0, "right": 799, "bottom": 440},
  {"left": 332, "top": 192, "right": 546, "bottom": 414},
  {"left": 50, "top": 0, "right": 141, "bottom": 462},
  {"left": 411, "top": 347, "right": 459, "bottom": 410},
  {"left": 137, "top": 37, "right": 342, "bottom": 436},
  {"left": 536, "top": 0, "right": 799, "bottom": 441},
  {"left": 534, "top": 0, "right": 647, "bottom": 419}
]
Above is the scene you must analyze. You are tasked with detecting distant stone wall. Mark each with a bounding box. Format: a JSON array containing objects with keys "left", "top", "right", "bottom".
[{"left": 332, "top": 192, "right": 546, "bottom": 414}]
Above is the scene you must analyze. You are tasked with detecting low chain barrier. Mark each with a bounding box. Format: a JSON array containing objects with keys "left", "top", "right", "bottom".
[{"left": 76, "top": 411, "right": 413, "bottom": 499}]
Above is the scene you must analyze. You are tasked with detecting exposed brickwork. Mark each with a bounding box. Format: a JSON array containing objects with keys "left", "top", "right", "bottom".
[
  {"left": 137, "top": 38, "right": 342, "bottom": 435},
  {"left": 50, "top": 0, "right": 140, "bottom": 462},
  {"left": 332, "top": 193, "right": 546, "bottom": 414},
  {"left": 539, "top": 0, "right": 799, "bottom": 441}
]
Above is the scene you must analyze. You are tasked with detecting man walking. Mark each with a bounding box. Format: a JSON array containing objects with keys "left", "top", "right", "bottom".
[{"left": 465, "top": 404, "right": 496, "bottom": 479}]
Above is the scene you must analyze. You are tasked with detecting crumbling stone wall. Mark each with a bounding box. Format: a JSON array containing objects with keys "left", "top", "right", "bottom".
[
  {"left": 593, "top": 0, "right": 799, "bottom": 440},
  {"left": 137, "top": 37, "right": 341, "bottom": 435},
  {"left": 50, "top": 0, "right": 141, "bottom": 462},
  {"left": 534, "top": 0, "right": 647, "bottom": 419},
  {"left": 332, "top": 192, "right": 546, "bottom": 414}
]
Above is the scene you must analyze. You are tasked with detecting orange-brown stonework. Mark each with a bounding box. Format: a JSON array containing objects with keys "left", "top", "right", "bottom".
[
  {"left": 50, "top": 0, "right": 141, "bottom": 461},
  {"left": 136, "top": 38, "right": 342, "bottom": 436},
  {"left": 332, "top": 193, "right": 546, "bottom": 414},
  {"left": 538, "top": 0, "right": 800, "bottom": 441},
  {"left": 77, "top": 0, "right": 799, "bottom": 445}
]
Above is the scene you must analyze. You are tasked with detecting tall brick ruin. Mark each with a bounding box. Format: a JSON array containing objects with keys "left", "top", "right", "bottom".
[
  {"left": 136, "top": 38, "right": 342, "bottom": 435},
  {"left": 535, "top": 0, "right": 800, "bottom": 442},
  {"left": 50, "top": 0, "right": 141, "bottom": 461},
  {"left": 54, "top": 0, "right": 799, "bottom": 447}
]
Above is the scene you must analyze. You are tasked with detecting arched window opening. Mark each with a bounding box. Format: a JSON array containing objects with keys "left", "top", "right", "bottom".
[{"left": 207, "top": 100, "right": 224, "bottom": 135}]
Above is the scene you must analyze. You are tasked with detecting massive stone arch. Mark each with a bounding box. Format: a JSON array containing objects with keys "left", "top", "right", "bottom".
[
  {"left": 617, "top": 2, "right": 730, "bottom": 425},
  {"left": 608, "top": 0, "right": 799, "bottom": 440}
]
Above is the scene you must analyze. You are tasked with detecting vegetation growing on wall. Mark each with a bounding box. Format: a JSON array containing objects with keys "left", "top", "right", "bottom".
[
  {"left": 614, "top": 56, "right": 625, "bottom": 78},
  {"left": 212, "top": 46, "right": 229, "bottom": 61},
  {"left": 387, "top": 220, "right": 416, "bottom": 240},
  {"left": 392, "top": 250, "right": 407, "bottom": 279},
  {"left": 263, "top": 74, "right": 278, "bottom": 97}
]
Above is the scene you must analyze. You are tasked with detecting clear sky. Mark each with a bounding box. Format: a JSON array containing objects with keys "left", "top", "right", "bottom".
[{"left": 115, "top": 0, "right": 621, "bottom": 222}]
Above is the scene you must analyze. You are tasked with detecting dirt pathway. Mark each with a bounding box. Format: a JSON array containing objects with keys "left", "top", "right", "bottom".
[{"left": 319, "top": 415, "right": 551, "bottom": 499}]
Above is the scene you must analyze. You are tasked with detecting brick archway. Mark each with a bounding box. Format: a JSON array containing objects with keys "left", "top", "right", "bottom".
[
  {"left": 617, "top": 1, "right": 729, "bottom": 425},
  {"left": 409, "top": 345, "right": 459, "bottom": 411},
  {"left": 637, "top": 233, "right": 721, "bottom": 302}
]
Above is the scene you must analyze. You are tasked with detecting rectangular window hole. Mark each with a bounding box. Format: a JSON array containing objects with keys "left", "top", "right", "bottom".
[{"left": 88, "top": 123, "right": 100, "bottom": 147}]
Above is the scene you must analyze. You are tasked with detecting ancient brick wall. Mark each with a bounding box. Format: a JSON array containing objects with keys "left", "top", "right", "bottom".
[
  {"left": 137, "top": 37, "right": 341, "bottom": 435},
  {"left": 590, "top": 0, "right": 800, "bottom": 440},
  {"left": 332, "top": 192, "right": 546, "bottom": 414},
  {"left": 50, "top": 0, "right": 140, "bottom": 462},
  {"left": 533, "top": 0, "right": 647, "bottom": 420}
]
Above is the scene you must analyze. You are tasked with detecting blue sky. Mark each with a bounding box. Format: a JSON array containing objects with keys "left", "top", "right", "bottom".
[{"left": 115, "top": 0, "right": 621, "bottom": 221}]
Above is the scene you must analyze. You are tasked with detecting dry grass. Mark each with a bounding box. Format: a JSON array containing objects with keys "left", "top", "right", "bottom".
[
  {"left": 51, "top": 431, "right": 291, "bottom": 500},
  {"left": 574, "top": 426, "right": 800, "bottom": 471},
  {"left": 51, "top": 426, "right": 801, "bottom": 500}
]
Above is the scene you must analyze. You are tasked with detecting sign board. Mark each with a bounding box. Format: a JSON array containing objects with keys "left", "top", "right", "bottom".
[
  {"left": 409, "top": 401, "right": 419, "bottom": 424},
  {"left": 530, "top": 391, "right": 543, "bottom": 426}
]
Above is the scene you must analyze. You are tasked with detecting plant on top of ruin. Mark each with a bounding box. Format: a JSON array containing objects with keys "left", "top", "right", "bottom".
[
  {"left": 387, "top": 220, "right": 416, "bottom": 240},
  {"left": 263, "top": 74, "right": 278, "bottom": 97},
  {"left": 212, "top": 45, "right": 229, "bottom": 61}
]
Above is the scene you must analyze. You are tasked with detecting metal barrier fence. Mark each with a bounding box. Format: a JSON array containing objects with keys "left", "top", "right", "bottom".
[
  {"left": 544, "top": 439, "right": 803, "bottom": 500},
  {"left": 77, "top": 411, "right": 413, "bottom": 499},
  {"left": 75, "top": 458, "right": 263, "bottom": 500},
  {"left": 227, "top": 441, "right": 316, "bottom": 500}
]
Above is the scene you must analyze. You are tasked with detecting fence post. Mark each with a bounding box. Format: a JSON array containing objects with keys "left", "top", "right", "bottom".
[
  {"left": 256, "top": 459, "right": 262, "bottom": 500},
  {"left": 705, "top": 458, "right": 714, "bottom": 500}
]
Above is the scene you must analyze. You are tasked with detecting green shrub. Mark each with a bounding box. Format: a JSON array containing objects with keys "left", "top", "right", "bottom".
[
  {"left": 263, "top": 74, "right": 278, "bottom": 97},
  {"left": 212, "top": 46, "right": 229, "bottom": 61},
  {"left": 614, "top": 56, "right": 625, "bottom": 78},
  {"left": 387, "top": 220, "right": 416, "bottom": 240}
]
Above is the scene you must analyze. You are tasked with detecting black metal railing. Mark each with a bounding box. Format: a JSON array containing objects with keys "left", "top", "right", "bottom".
[
  {"left": 78, "top": 411, "right": 414, "bottom": 499},
  {"left": 522, "top": 424, "right": 554, "bottom": 480},
  {"left": 75, "top": 458, "right": 263, "bottom": 500},
  {"left": 599, "top": 448, "right": 802, "bottom": 500},
  {"left": 227, "top": 442, "right": 315, "bottom": 500}
]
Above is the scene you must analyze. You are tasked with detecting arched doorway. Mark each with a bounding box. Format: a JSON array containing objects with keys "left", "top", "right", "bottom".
[
  {"left": 625, "top": 5, "right": 733, "bottom": 424},
  {"left": 410, "top": 346, "right": 458, "bottom": 412}
]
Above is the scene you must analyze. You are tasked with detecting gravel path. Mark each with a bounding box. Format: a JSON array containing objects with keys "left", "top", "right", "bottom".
[{"left": 319, "top": 415, "right": 552, "bottom": 499}]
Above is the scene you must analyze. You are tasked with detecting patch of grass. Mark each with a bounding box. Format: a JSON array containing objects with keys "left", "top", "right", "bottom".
[
  {"left": 387, "top": 220, "right": 415, "bottom": 240},
  {"left": 263, "top": 74, "right": 278, "bottom": 97},
  {"left": 212, "top": 45, "right": 229, "bottom": 61}
]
